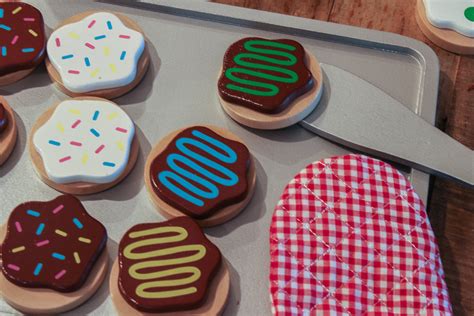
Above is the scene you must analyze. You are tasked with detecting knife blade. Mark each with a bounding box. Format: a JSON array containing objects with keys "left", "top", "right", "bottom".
[{"left": 300, "top": 63, "right": 473, "bottom": 186}]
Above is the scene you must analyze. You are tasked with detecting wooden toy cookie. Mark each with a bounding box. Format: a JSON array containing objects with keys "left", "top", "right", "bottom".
[
  {"left": 110, "top": 217, "right": 230, "bottom": 315},
  {"left": 416, "top": 0, "right": 474, "bottom": 55},
  {"left": 29, "top": 97, "right": 138, "bottom": 195},
  {"left": 46, "top": 11, "right": 150, "bottom": 99},
  {"left": 269, "top": 154, "right": 452, "bottom": 315},
  {"left": 0, "top": 96, "right": 18, "bottom": 166},
  {"left": 217, "top": 37, "right": 323, "bottom": 130},
  {"left": 0, "top": 194, "right": 108, "bottom": 314},
  {"left": 0, "top": 3, "right": 46, "bottom": 86},
  {"left": 145, "top": 125, "right": 256, "bottom": 227}
]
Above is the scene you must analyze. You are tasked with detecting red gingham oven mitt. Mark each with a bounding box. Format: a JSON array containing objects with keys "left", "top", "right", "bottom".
[{"left": 269, "top": 154, "right": 452, "bottom": 315}]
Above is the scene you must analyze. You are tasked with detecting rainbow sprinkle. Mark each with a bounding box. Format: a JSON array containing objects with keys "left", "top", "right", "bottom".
[
  {"left": 15, "top": 221, "right": 22, "bottom": 232},
  {"left": 1, "top": 46, "right": 6, "bottom": 57},
  {"left": 107, "top": 112, "right": 118, "bottom": 120},
  {"left": 12, "top": 246, "right": 25, "bottom": 253},
  {"left": 62, "top": 54, "right": 74, "bottom": 60},
  {"left": 117, "top": 141, "right": 124, "bottom": 151},
  {"left": 11, "top": 35, "right": 19, "bottom": 45},
  {"left": 52, "top": 252, "right": 65, "bottom": 260},
  {"left": 103, "top": 46, "right": 110, "bottom": 57},
  {"left": 28, "top": 29, "right": 38, "bottom": 37},
  {"left": 55, "top": 269, "right": 67, "bottom": 280},
  {"left": 74, "top": 252, "right": 81, "bottom": 264},
  {"left": 24, "top": 18, "right": 35, "bottom": 22},
  {"left": 56, "top": 122, "right": 65, "bottom": 133},
  {"left": 0, "top": 24, "right": 11, "bottom": 31},
  {"left": 0, "top": 8, "right": 3, "bottom": 18},
  {"left": 109, "top": 63, "right": 117, "bottom": 73},
  {"left": 27, "top": 210, "right": 40, "bottom": 217},
  {"left": 53, "top": 204, "right": 64, "bottom": 214},
  {"left": 68, "top": 32, "right": 80, "bottom": 40},
  {"left": 68, "top": 70, "right": 80, "bottom": 74},
  {"left": 34, "top": 263, "right": 43, "bottom": 276},
  {"left": 36, "top": 240, "right": 50, "bottom": 247},
  {"left": 90, "top": 68, "right": 100, "bottom": 78},
  {"left": 55, "top": 229, "right": 67, "bottom": 237},
  {"left": 12, "top": 6, "right": 23, "bottom": 15},
  {"left": 84, "top": 57, "right": 91, "bottom": 67},
  {"left": 48, "top": 140, "right": 61, "bottom": 146},
  {"left": 7, "top": 264, "right": 20, "bottom": 271},
  {"left": 71, "top": 119, "right": 81, "bottom": 129},
  {"left": 95, "top": 144, "right": 105, "bottom": 154},
  {"left": 92, "top": 110, "right": 100, "bottom": 121},
  {"left": 55, "top": 38, "right": 61, "bottom": 47},
  {"left": 82, "top": 153, "right": 89, "bottom": 165},
  {"left": 73, "top": 218, "right": 84, "bottom": 229},
  {"left": 85, "top": 42, "right": 95, "bottom": 49},
  {"left": 22, "top": 48, "right": 35, "bottom": 53},
  {"left": 107, "top": 21, "right": 113, "bottom": 30},
  {"left": 78, "top": 237, "right": 91, "bottom": 244},
  {"left": 103, "top": 162, "right": 116, "bottom": 167},
  {"left": 95, "top": 34, "right": 106, "bottom": 40},
  {"left": 70, "top": 141, "right": 82, "bottom": 147},
  {"left": 88, "top": 19, "right": 96, "bottom": 29},
  {"left": 115, "top": 127, "right": 128, "bottom": 133},
  {"left": 36, "top": 223, "right": 45, "bottom": 235},
  {"left": 59, "top": 156, "right": 71, "bottom": 163},
  {"left": 90, "top": 128, "right": 100, "bottom": 137},
  {"left": 120, "top": 51, "right": 127, "bottom": 61},
  {"left": 119, "top": 34, "right": 130, "bottom": 39}
]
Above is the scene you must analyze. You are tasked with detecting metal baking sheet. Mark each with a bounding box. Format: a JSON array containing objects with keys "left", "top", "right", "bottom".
[{"left": 0, "top": 0, "right": 439, "bottom": 315}]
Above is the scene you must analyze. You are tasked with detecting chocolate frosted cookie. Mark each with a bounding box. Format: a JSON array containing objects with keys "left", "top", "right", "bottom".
[
  {"left": 0, "top": 194, "right": 109, "bottom": 314},
  {"left": 0, "top": 3, "right": 46, "bottom": 85},
  {"left": 0, "top": 102, "right": 7, "bottom": 133},
  {"left": 217, "top": 37, "right": 324, "bottom": 130},
  {"left": 218, "top": 37, "right": 314, "bottom": 113},
  {"left": 145, "top": 126, "right": 256, "bottom": 226},
  {"left": 0, "top": 96, "right": 17, "bottom": 166},
  {"left": 115, "top": 217, "right": 226, "bottom": 314}
]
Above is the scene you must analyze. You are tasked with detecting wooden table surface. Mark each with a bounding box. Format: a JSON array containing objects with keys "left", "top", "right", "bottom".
[{"left": 212, "top": 0, "right": 474, "bottom": 314}]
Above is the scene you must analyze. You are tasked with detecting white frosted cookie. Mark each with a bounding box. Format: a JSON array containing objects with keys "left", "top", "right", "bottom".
[
  {"left": 32, "top": 99, "right": 134, "bottom": 184},
  {"left": 423, "top": 0, "right": 474, "bottom": 37},
  {"left": 46, "top": 12, "right": 145, "bottom": 93}
]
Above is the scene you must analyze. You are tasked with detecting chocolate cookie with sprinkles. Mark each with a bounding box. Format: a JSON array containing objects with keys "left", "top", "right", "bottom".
[{"left": 0, "top": 2, "right": 46, "bottom": 86}]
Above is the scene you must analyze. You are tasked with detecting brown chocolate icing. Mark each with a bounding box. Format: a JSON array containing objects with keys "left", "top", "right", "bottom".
[
  {"left": 218, "top": 37, "right": 315, "bottom": 113},
  {"left": 118, "top": 217, "right": 222, "bottom": 313},
  {"left": 0, "top": 102, "right": 7, "bottom": 133},
  {"left": 0, "top": 3, "right": 46, "bottom": 77},
  {"left": 149, "top": 126, "right": 250, "bottom": 219},
  {"left": 1, "top": 195, "right": 107, "bottom": 292}
]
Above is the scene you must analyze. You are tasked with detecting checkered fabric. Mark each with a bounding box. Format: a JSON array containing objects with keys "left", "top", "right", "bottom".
[{"left": 270, "top": 154, "right": 452, "bottom": 315}]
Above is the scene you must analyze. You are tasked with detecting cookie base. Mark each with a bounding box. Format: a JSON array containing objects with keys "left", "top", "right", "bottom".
[
  {"left": 110, "top": 258, "right": 230, "bottom": 316},
  {"left": 0, "top": 224, "right": 109, "bottom": 315},
  {"left": 45, "top": 11, "right": 150, "bottom": 99},
  {"left": 0, "top": 96, "right": 18, "bottom": 166},
  {"left": 0, "top": 65, "right": 40, "bottom": 87},
  {"left": 144, "top": 125, "right": 257, "bottom": 227},
  {"left": 28, "top": 97, "right": 139, "bottom": 195},
  {"left": 416, "top": 0, "right": 474, "bottom": 55},
  {"left": 218, "top": 50, "right": 324, "bottom": 130}
]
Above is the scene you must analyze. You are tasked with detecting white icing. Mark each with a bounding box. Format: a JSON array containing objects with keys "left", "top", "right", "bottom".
[
  {"left": 423, "top": 0, "right": 474, "bottom": 37},
  {"left": 47, "top": 12, "right": 145, "bottom": 93},
  {"left": 33, "top": 99, "right": 135, "bottom": 184}
]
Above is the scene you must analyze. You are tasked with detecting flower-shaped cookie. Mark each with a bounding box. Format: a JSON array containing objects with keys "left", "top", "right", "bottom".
[
  {"left": 47, "top": 12, "right": 145, "bottom": 93},
  {"left": 1, "top": 195, "right": 107, "bottom": 292},
  {"left": 423, "top": 0, "right": 474, "bottom": 37},
  {"left": 0, "top": 3, "right": 46, "bottom": 78},
  {"left": 33, "top": 99, "right": 135, "bottom": 184}
]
